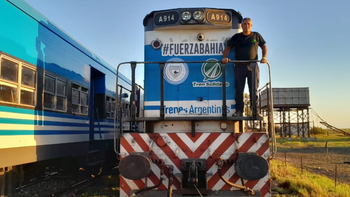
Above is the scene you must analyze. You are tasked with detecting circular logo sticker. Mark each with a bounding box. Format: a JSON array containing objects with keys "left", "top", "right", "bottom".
[
  {"left": 164, "top": 58, "right": 189, "bottom": 85},
  {"left": 201, "top": 58, "right": 222, "bottom": 81}
]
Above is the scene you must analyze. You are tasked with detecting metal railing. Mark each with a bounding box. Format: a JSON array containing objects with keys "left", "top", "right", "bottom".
[{"left": 113, "top": 60, "right": 276, "bottom": 157}]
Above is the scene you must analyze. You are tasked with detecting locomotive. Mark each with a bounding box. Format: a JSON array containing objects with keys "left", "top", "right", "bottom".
[{"left": 117, "top": 8, "right": 276, "bottom": 197}]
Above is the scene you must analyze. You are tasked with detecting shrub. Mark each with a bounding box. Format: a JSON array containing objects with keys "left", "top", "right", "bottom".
[{"left": 310, "top": 127, "right": 326, "bottom": 135}]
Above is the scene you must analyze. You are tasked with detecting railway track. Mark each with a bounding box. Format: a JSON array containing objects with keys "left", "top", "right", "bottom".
[{"left": 15, "top": 166, "right": 119, "bottom": 197}]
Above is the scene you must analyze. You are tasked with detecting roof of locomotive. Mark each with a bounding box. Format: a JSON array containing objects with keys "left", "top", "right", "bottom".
[{"left": 143, "top": 7, "right": 243, "bottom": 27}]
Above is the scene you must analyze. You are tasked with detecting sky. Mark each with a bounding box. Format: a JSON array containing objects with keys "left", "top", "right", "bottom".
[{"left": 23, "top": 0, "right": 350, "bottom": 129}]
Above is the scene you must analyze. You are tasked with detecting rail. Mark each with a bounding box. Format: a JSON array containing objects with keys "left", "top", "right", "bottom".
[{"left": 113, "top": 60, "right": 276, "bottom": 157}]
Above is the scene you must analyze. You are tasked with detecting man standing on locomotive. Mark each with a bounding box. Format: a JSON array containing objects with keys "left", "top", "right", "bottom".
[{"left": 221, "top": 17, "right": 268, "bottom": 117}]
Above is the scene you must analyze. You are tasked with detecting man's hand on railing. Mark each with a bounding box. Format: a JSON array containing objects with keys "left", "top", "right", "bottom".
[
  {"left": 221, "top": 57, "right": 230, "bottom": 64},
  {"left": 260, "top": 57, "right": 267, "bottom": 63},
  {"left": 221, "top": 59, "right": 267, "bottom": 64}
]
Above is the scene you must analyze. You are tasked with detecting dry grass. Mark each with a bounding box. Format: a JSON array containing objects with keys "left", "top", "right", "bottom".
[
  {"left": 271, "top": 132, "right": 350, "bottom": 196},
  {"left": 274, "top": 132, "right": 350, "bottom": 185},
  {"left": 271, "top": 160, "right": 350, "bottom": 197}
]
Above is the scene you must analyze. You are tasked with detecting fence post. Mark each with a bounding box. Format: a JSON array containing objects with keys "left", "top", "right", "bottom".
[
  {"left": 284, "top": 152, "right": 287, "bottom": 167},
  {"left": 300, "top": 156, "right": 303, "bottom": 175},
  {"left": 334, "top": 165, "right": 337, "bottom": 190}
]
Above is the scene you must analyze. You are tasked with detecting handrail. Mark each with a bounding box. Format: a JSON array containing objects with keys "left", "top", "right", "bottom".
[
  {"left": 114, "top": 60, "right": 276, "bottom": 157},
  {"left": 96, "top": 108, "right": 102, "bottom": 139},
  {"left": 265, "top": 61, "right": 277, "bottom": 158}
]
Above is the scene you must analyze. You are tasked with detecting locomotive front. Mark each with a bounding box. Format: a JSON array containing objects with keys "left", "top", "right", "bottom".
[{"left": 117, "top": 8, "right": 273, "bottom": 197}]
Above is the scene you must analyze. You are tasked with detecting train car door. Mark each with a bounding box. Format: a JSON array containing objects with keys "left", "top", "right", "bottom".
[{"left": 89, "top": 67, "right": 105, "bottom": 141}]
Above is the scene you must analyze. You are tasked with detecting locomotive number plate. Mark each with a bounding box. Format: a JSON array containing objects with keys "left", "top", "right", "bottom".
[{"left": 207, "top": 10, "right": 231, "bottom": 24}]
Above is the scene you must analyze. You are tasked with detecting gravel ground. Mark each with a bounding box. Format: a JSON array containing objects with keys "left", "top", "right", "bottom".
[{"left": 15, "top": 177, "right": 78, "bottom": 197}]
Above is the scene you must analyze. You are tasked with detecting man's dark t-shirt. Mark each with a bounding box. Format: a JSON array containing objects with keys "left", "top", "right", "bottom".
[{"left": 227, "top": 32, "right": 266, "bottom": 60}]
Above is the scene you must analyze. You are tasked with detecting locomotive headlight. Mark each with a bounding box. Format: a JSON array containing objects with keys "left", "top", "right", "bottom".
[
  {"left": 181, "top": 11, "right": 191, "bottom": 21},
  {"left": 151, "top": 39, "right": 162, "bottom": 50},
  {"left": 193, "top": 10, "right": 204, "bottom": 21}
]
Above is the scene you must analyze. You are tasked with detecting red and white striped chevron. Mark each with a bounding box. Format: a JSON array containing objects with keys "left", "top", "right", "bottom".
[{"left": 120, "top": 132, "right": 271, "bottom": 197}]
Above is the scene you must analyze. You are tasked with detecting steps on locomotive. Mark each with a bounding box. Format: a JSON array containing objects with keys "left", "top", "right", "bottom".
[
  {"left": 82, "top": 149, "right": 105, "bottom": 177},
  {"left": 86, "top": 149, "right": 105, "bottom": 166}
]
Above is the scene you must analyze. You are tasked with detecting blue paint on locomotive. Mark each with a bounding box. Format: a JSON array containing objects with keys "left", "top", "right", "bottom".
[
  {"left": 144, "top": 45, "right": 235, "bottom": 101},
  {"left": 144, "top": 39, "right": 236, "bottom": 116}
]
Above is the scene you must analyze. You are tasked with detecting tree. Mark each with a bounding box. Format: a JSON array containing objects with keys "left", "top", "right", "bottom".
[{"left": 244, "top": 93, "right": 251, "bottom": 116}]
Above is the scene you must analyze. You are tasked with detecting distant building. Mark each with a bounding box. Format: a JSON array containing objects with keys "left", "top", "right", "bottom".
[{"left": 260, "top": 87, "right": 310, "bottom": 137}]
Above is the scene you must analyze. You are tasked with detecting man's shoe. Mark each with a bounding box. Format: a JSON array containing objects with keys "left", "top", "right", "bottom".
[{"left": 232, "top": 111, "right": 243, "bottom": 117}]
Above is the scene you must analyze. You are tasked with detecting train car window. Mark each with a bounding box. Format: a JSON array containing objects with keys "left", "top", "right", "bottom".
[
  {"left": 71, "top": 83, "right": 89, "bottom": 115},
  {"left": 72, "top": 90, "right": 79, "bottom": 104},
  {"left": 80, "top": 88, "right": 88, "bottom": 115},
  {"left": 57, "top": 79, "right": 67, "bottom": 95},
  {"left": 20, "top": 64, "right": 36, "bottom": 106},
  {"left": 44, "top": 74, "right": 67, "bottom": 112},
  {"left": 0, "top": 54, "right": 36, "bottom": 106},
  {"left": 21, "top": 66, "right": 36, "bottom": 87},
  {"left": 1, "top": 58, "right": 18, "bottom": 82},
  {"left": 44, "top": 75, "right": 55, "bottom": 94},
  {"left": 20, "top": 89, "right": 35, "bottom": 105},
  {"left": 106, "top": 96, "right": 115, "bottom": 119},
  {"left": 44, "top": 75, "right": 56, "bottom": 109},
  {"left": 56, "top": 79, "right": 67, "bottom": 111},
  {"left": 0, "top": 85, "right": 17, "bottom": 103}
]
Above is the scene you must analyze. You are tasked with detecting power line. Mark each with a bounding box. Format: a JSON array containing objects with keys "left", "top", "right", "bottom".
[{"left": 310, "top": 107, "right": 325, "bottom": 122}]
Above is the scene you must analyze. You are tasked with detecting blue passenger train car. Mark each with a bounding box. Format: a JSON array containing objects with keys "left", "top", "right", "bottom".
[{"left": 0, "top": 0, "right": 131, "bottom": 194}]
